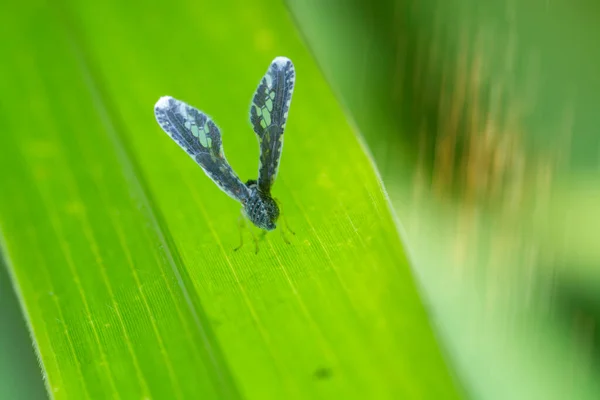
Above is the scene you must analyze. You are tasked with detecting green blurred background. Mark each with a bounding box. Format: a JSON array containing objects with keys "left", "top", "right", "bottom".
[
  {"left": 0, "top": 256, "right": 47, "bottom": 399},
  {"left": 287, "top": 0, "right": 600, "bottom": 399},
  {"left": 2, "top": 0, "right": 600, "bottom": 398}
]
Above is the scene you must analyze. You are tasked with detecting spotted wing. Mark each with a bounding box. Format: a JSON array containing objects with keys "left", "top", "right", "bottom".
[
  {"left": 154, "top": 96, "right": 250, "bottom": 203},
  {"left": 250, "top": 57, "right": 295, "bottom": 193}
]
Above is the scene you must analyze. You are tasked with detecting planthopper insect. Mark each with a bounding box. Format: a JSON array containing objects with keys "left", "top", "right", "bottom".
[{"left": 154, "top": 56, "right": 295, "bottom": 253}]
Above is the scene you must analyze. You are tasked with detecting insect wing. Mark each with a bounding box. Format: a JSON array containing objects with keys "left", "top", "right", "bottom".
[
  {"left": 249, "top": 57, "right": 295, "bottom": 193},
  {"left": 154, "top": 96, "right": 250, "bottom": 203}
]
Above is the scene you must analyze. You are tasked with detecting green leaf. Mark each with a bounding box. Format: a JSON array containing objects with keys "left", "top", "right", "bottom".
[{"left": 0, "top": 1, "right": 460, "bottom": 399}]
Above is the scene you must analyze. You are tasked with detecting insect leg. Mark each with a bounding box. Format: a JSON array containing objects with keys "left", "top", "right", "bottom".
[
  {"left": 275, "top": 198, "right": 294, "bottom": 245},
  {"left": 234, "top": 213, "right": 260, "bottom": 254},
  {"left": 258, "top": 230, "right": 268, "bottom": 242},
  {"left": 233, "top": 213, "right": 246, "bottom": 252},
  {"left": 249, "top": 224, "right": 260, "bottom": 254},
  {"left": 279, "top": 226, "right": 291, "bottom": 245},
  {"left": 275, "top": 198, "right": 295, "bottom": 236}
]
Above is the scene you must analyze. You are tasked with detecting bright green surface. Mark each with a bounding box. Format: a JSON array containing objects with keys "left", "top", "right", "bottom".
[
  {"left": 287, "top": 0, "right": 600, "bottom": 399},
  {"left": 0, "top": 0, "right": 460, "bottom": 398}
]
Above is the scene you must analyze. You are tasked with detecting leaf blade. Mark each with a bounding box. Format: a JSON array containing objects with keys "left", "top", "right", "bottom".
[{"left": 0, "top": 0, "right": 460, "bottom": 398}]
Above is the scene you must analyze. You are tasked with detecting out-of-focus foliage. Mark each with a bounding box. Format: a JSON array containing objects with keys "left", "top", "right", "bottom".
[
  {"left": 287, "top": 0, "right": 600, "bottom": 399},
  {"left": 0, "top": 258, "right": 46, "bottom": 400}
]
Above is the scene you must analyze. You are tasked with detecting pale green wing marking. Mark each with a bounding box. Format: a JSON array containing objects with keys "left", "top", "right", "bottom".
[
  {"left": 249, "top": 57, "right": 295, "bottom": 193},
  {"left": 154, "top": 96, "right": 250, "bottom": 203}
]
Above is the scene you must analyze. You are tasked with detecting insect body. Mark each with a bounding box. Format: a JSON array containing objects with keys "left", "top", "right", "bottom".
[{"left": 154, "top": 57, "right": 295, "bottom": 242}]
